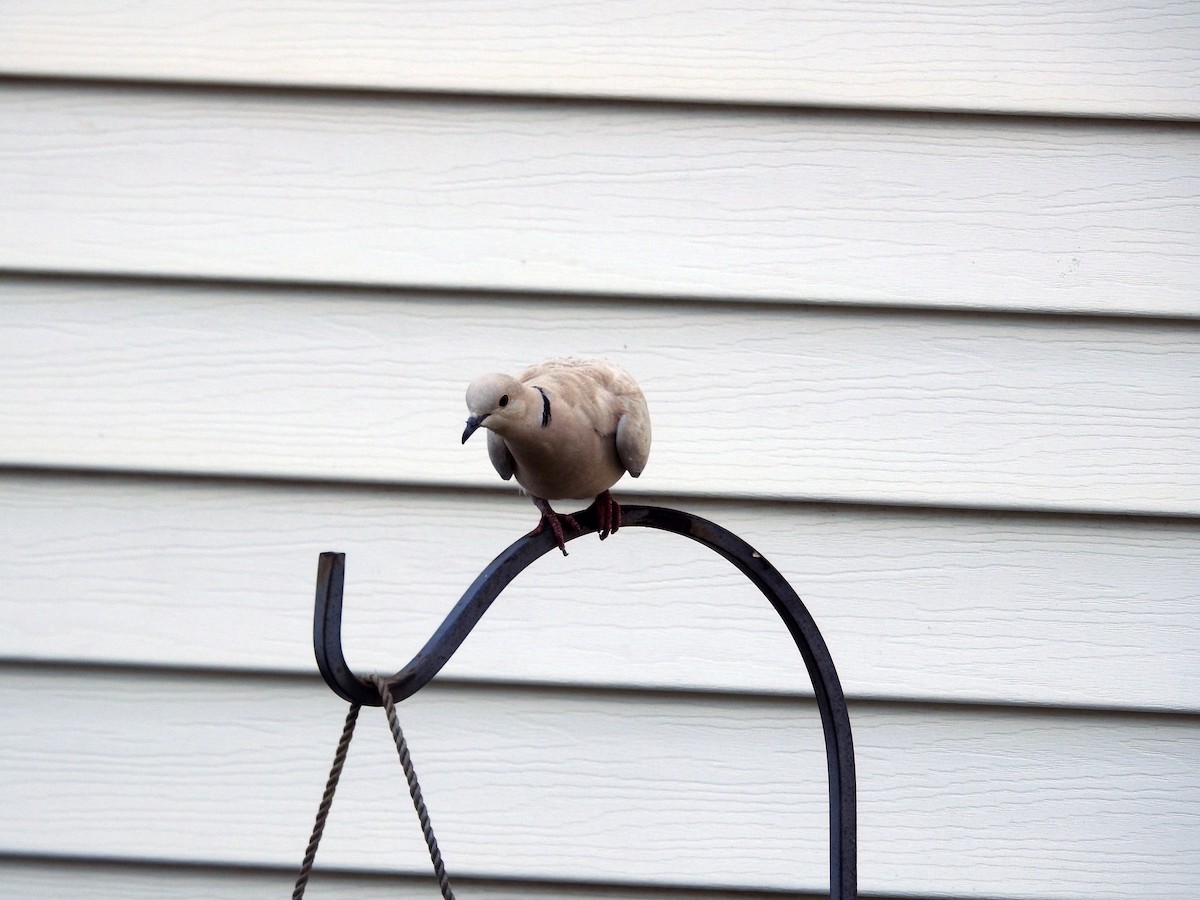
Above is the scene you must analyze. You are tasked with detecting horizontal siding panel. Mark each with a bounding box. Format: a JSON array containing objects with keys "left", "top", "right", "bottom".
[
  {"left": 2, "top": 278, "right": 1197, "bottom": 515},
  {"left": 0, "top": 859, "right": 839, "bottom": 900},
  {"left": 4, "top": 471, "right": 1198, "bottom": 712},
  {"left": 2, "top": 83, "right": 1198, "bottom": 317},
  {"left": 0, "top": 1, "right": 1198, "bottom": 119},
  {"left": 1, "top": 667, "right": 1196, "bottom": 898}
]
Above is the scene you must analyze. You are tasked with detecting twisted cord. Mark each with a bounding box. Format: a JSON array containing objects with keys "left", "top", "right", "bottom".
[
  {"left": 369, "top": 674, "right": 456, "bottom": 900},
  {"left": 293, "top": 702, "right": 361, "bottom": 899}
]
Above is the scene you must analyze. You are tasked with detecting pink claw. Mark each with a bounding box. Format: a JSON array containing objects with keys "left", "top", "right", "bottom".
[
  {"left": 591, "top": 490, "right": 622, "bottom": 540},
  {"left": 530, "top": 497, "right": 581, "bottom": 556}
]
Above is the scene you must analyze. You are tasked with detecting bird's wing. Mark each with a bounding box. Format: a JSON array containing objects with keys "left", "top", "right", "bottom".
[
  {"left": 615, "top": 399, "right": 651, "bottom": 477},
  {"left": 486, "top": 429, "right": 516, "bottom": 481}
]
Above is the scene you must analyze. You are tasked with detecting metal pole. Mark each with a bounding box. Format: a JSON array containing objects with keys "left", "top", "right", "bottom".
[{"left": 313, "top": 504, "right": 856, "bottom": 898}]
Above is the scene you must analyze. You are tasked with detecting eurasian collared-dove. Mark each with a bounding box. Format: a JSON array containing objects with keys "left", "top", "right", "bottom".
[{"left": 462, "top": 357, "right": 651, "bottom": 555}]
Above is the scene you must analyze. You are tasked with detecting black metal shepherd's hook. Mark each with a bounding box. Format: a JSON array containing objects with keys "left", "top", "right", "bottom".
[{"left": 313, "top": 504, "right": 857, "bottom": 899}]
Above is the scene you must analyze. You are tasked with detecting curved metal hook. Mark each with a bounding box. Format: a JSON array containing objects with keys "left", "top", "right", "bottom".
[{"left": 313, "top": 503, "right": 856, "bottom": 899}]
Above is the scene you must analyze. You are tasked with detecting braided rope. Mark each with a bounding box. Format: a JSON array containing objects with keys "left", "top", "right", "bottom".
[
  {"left": 369, "top": 674, "right": 456, "bottom": 900},
  {"left": 292, "top": 680, "right": 456, "bottom": 899},
  {"left": 292, "top": 702, "right": 360, "bottom": 899}
]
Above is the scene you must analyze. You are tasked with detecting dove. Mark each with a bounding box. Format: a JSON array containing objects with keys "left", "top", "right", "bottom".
[{"left": 462, "top": 357, "right": 651, "bottom": 555}]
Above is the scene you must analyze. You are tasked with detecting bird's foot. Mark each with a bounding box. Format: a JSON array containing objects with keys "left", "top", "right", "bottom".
[
  {"left": 530, "top": 497, "right": 580, "bottom": 556},
  {"left": 589, "top": 490, "right": 622, "bottom": 540}
]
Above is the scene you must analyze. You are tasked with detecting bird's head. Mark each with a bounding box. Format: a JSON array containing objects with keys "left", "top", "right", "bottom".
[{"left": 462, "top": 373, "right": 528, "bottom": 443}]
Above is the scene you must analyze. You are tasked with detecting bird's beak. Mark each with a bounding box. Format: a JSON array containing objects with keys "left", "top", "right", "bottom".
[{"left": 462, "top": 414, "right": 487, "bottom": 444}]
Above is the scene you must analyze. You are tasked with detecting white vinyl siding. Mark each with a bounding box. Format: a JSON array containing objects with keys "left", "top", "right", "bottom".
[
  {"left": 0, "top": 4, "right": 1197, "bottom": 899},
  {"left": 1, "top": 84, "right": 1197, "bottom": 317},
  {"left": 3, "top": 667, "right": 1197, "bottom": 898},
  {"left": 2, "top": 278, "right": 1196, "bottom": 514},
  {"left": 1, "top": 0, "right": 1198, "bottom": 118}
]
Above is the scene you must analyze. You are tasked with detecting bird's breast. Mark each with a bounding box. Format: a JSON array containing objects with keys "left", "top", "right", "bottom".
[{"left": 504, "top": 418, "right": 625, "bottom": 501}]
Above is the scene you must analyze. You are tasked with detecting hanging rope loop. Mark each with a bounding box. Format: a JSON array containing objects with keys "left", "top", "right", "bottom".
[
  {"left": 292, "top": 677, "right": 456, "bottom": 899},
  {"left": 369, "top": 674, "right": 456, "bottom": 900}
]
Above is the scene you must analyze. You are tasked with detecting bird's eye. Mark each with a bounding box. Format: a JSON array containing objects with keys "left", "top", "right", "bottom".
[{"left": 498, "top": 394, "right": 509, "bottom": 408}]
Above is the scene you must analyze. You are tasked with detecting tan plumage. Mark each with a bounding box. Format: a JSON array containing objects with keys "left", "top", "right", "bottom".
[{"left": 462, "top": 357, "right": 651, "bottom": 554}]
